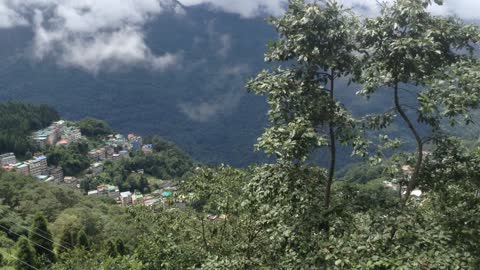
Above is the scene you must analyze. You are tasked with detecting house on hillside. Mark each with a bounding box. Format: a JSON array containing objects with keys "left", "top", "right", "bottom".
[{"left": 0, "top": 153, "right": 17, "bottom": 166}]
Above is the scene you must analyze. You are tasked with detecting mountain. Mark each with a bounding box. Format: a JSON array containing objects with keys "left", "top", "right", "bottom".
[
  {"left": 0, "top": 3, "right": 442, "bottom": 167},
  {"left": 0, "top": 5, "right": 277, "bottom": 167}
]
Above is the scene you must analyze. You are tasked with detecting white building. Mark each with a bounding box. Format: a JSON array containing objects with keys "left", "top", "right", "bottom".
[
  {"left": 120, "top": 191, "right": 132, "bottom": 206},
  {"left": 27, "top": 156, "right": 48, "bottom": 176},
  {"left": 0, "top": 153, "right": 17, "bottom": 166}
]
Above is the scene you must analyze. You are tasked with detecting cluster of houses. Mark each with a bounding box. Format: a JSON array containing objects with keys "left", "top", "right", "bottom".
[
  {"left": 33, "top": 120, "right": 83, "bottom": 148},
  {"left": 0, "top": 120, "right": 87, "bottom": 184},
  {"left": 1, "top": 120, "right": 186, "bottom": 209},
  {"left": 87, "top": 181, "right": 182, "bottom": 208},
  {"left": 87, "top": 133, "right": 153, "bottom": 162},
  {"left": 1, "top": 152, "right": 65, "bottom": 184}
]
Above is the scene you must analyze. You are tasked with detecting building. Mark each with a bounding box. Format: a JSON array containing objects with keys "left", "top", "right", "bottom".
[
  {"left": 106, "top": 185, "right": 120, "bottom": 198},
  {"left": 402, "top": 189, "right": 423, "bottom": 198},
  {"left": 36, "top": 175, "right": 50, "bottom": 182},
  {"left": 96, "top": 148, "right": 106, "bottom": 160},
  {"left": 87, "top": 190, "right": 99, "bottom": 196},
  {"left": 0, "top": 153, "right": 17, "bottom": 166},
  {"left": 61, "top": 126, "right": 82, "bottom": 143},
  {"left": 56, "top": 139, "right": 69, "bottom": 146},
  {"left": 14, "top": 163, "right": 30, "bottom": 175},
  {"left": 119, "top": 150, "right": 129, "bottom": 158},
  {"left": 88, "top": 150, "right": 99, "bottom": 161},
  {"left": 34, "top": 121, "right": 83, "bottom": 148},
  {"left": 53, "top": 120, "right": 65, "bottom": 129},
  {"left": 128, "top": 134, "right": 143, "bottom": 150},
  {"left": 1, "top": 164, "right": 14, "bottom": 171},
  {"left": 63, "top": 176, "right": 78, "bottom": 188},
  {"left": 142, "top": 144, "right": 153, "bottom": 155},
  {"left": 96, "top": 185, "right": 120, "bottom": 198},
  {"left": 33, "top": 128, "right": 58, "bottom": 147},
  {"left": 132, "top": 193, "right": 144, "bottom": 205},
  {"left": 105, "top": 145, "right": 115, "bottom": 158},
  {"left": 27, "top": 156, "right": 48, "bottom": 176},
  {"left": 49, "top": 166, "right": 64, "bottom": 184},
  {"left": 120, "top": 191, "right": 132, "bottom": 206},
  {"left": 91, "top": 162, "right": 103, "bottom": 175}
]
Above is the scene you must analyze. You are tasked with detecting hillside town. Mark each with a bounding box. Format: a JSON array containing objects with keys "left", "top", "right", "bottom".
[{"left": 0, "top": 120, "right": 177, "bottom": 208}]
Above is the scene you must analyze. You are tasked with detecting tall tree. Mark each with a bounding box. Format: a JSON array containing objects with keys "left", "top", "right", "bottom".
[
  {"left": 58, "top": 230, "right": 74, "bottom": 254},
  {"left": 30, "top": 212, "right": 56, "bottom": 265},
  {"left": 248, "top": 0, "right": 361, "bottom": 209},
  {"left": 115, "top": 239, "right": 126, "bottom": 256},
  {"left": 106, "top": 240, "right": 118, "bottom": 257},
  {"left": 15, "top": 237, "right": 37, "bottom": 270},
  {"left": 76, "top": 230, "right": 90, "bottom": 250},
  {"left": 357, "top": 0, "right": 480, "bottom": 202}
]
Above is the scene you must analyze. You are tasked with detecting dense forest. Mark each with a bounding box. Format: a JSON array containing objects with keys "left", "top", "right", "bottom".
[
  {"left": 0, "top": 103, "right": 59, "bottom": 158},
  {"left": 1, "top": 0, "right": 480, "bottom": 269}
]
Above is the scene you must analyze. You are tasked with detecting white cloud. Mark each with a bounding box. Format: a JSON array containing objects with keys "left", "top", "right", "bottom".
[
  {"left": 179, "top": 90, "right": 243, "bottom": 122},
  {"left": 1, "top": 0, "right": 184, "bottom": 73},
  {"left": 179, "top": 0, "right": 480, "bottom": 19},
  {"left": 179, "top": 0, "right": 285, "bottom": 17},
  {"left": 337, "top": 0, "right": 480, "bottom": 19},
  {"left": 1, "top": 0, "right": 480, "bottom": 74},
  {"left": 0, "top": 1, "right": 27, "bottom": 28}
]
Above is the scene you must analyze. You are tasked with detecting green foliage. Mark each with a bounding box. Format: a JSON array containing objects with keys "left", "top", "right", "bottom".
[
  {"left": 0, "top": 169, "right": 140, "bottom": 260},
  {"left": 0, "top": 102, "right": 59, "bottom": 157},
  {"left": 356, "top": 0, "right": 480, "bottom": 201},
  {"left": 15, "top": 237, "right": 37, "bottom": 270},
  {"left": 29, "top": 212, "right": 56, "bottom": 265},
  {"left": 46, "top": 143, "right": 90, "bottom": 176},
  {"left": 115, "top": 239, "right": 126, "bottom": 256},
  {"left": 58, "top": 230, "right": 75, "bottom": 254},
  {"left": 76, "top": 230, "right": 89, "bottom": 250},
  {"left": 339, "top": 163, "right": 385, "bottom": 184},
  {"left": 3, "top": 1, "right": 480, "bottom": 269},
  {"left": 106, "top": 240, "right": 118, "bottom": 258},
  {"left": 0, "top": 170, "right": 83, "bottom": 220},
  {"left": 78, "top": 118, "right": 114, "bottom": 138}
]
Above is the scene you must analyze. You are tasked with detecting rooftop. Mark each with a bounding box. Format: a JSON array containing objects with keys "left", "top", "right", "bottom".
[{"left": 120, "top": 191, "right": 132, "bottom": 198}]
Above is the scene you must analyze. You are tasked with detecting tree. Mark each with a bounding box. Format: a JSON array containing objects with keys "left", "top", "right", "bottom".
[
  {"left": 0, "top": 102, "right": 59, "bottom": 157},
  {"left": 248, "top": 0, "right": 362, "bottom": 210},
  {"left": 76, "top": 230, "right": 90, "bottom": 250},
  {"left": 115, "top": 239, "right": 126, "bottom": 256},
  {"left": 58, "top": 230, "right": 75, "bottom": 254},
  {"left": 106, "top": 240, "right": 118, "bottom": 257},
  {"left": 15, "top": 237, "right": 37, "bottom": 270},
  {"left": 78, "top": 118, "right": 113, "bottom": 138},
  {"left": 356, "top": 0, "right": 480, "bottom": 202},
  {"left": 29, "top": 212, "right": 56, "bottom": 265}
]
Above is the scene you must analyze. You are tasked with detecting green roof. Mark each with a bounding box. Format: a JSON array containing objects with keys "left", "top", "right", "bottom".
[{"left": 162, "top": 191, "right": 173, "bottom": 197}]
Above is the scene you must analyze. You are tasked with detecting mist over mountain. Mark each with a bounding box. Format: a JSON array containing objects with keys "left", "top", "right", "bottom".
[
  {"left": 0, "top": 0, "right": 478, "bottom": 167},
  {"left": 0, "top": 3, "right": 277, "bottom": 166}
]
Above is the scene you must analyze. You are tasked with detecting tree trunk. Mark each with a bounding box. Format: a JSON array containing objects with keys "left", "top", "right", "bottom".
[
  {"left": 325, "top": 69, "right": 336, "bottom": 209},
  {"left": 393, "top": 82, "right": 423, "bottom": 204}
]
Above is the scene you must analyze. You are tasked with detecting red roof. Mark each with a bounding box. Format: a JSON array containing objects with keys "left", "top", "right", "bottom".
[{"left": 56, "top": 139, "right": 69, "bottom": 145}]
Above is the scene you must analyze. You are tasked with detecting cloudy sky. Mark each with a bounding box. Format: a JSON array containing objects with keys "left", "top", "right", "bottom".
[{"left": 0, "top": 0, "right": 478, "bottom": 73}]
